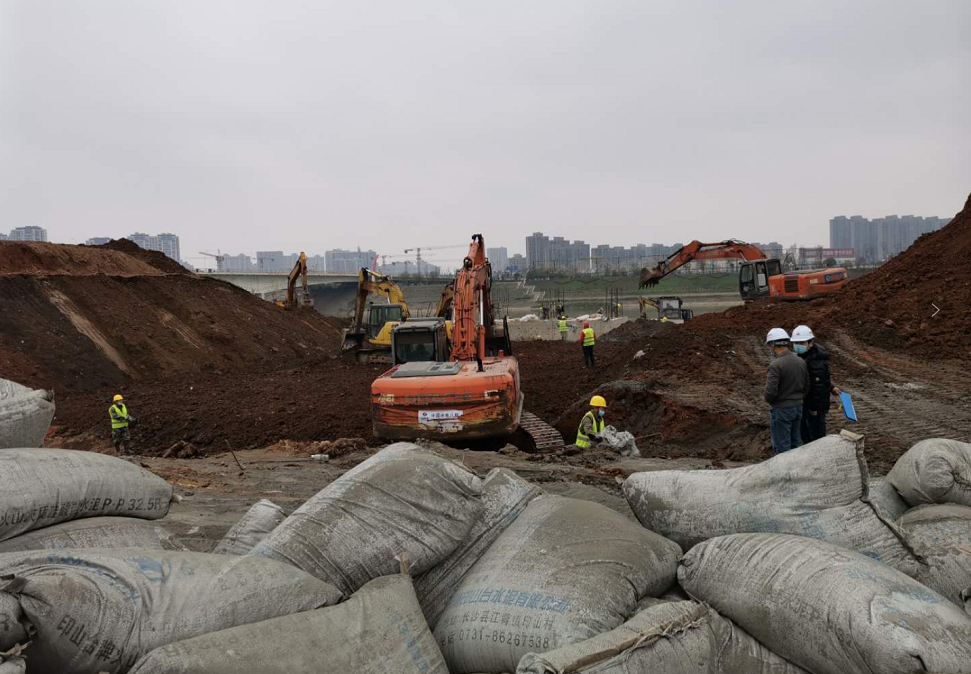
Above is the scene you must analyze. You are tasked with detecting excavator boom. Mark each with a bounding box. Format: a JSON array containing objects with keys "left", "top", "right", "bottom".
[
  {"left": 284, "top": 252, "right": 312, "bottom": 309},
  {"left": 341, "top": 268, "right": 411, "bottom": 353},
  {"left": 639, "top": 240, "right": 766, "bottom": 287}
]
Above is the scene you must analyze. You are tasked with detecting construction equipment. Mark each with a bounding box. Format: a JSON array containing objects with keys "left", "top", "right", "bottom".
[
  {"left": 433, "top": 282, "right": 455, "bottom": 320},
  {"left": 284, "top": 252, "right": 313, "bottom": 309},
  {"left": 639, "top": 240, "right": 847, "bottom": 301},
  {"left": 341, "top": 268, "right": 410, "bottom": 361},
  {"left": 639, "top": 296, "right": 692, "bottom": 323},
  {"left": 371, "top": 234, "right": 522, "bottom": 442}
]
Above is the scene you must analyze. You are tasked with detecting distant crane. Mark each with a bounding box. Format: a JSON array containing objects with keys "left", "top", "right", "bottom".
[
  {"left": 199, "top": 251, "right": 225, "bottom": 271},
  {"left": 402, "top": 244, "right": 467, "bottom": 280}
]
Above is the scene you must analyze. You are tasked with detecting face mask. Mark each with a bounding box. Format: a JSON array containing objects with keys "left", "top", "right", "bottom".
[
  {"left": 598, "top": 410, "right": 605, "bottom": 418},
  {"left": 794, "top": 344, "right": 809, "bottom": 355}
]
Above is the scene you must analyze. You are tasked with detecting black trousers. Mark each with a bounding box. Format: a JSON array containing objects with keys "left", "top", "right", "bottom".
[
  {"left": 583, "top": 345, "right": 595, "bottom": 367},
  {"left": 801, "top": 409, "right": 827, "bottom": 443}
]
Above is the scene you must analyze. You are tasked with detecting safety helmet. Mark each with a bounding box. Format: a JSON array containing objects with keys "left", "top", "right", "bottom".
[
  {"left": 112, "top": 394, "right": 124, "bottom": 402},
  {"left": 790, "top": 325, "right": 815, "bottom": 343},
  {"left": 590, "top": 395, "right": 607, "bottom": 408},
  {"left": 583, "top": 321, "right": 590, "bottom": 328},
  {"left": 765, "top": 328, "right": 790, "bottom": 345}
]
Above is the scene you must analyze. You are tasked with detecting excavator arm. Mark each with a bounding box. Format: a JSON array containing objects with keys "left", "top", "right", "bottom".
[
  {"left": 638, "top": 296, "right": 660, "bottom": 317},
  {"left": 639, "top": 240, "right": 767, "bottom": 287},
  {"left": 284, "top": 252, "right": 311, "bottom": 308},
  {"left": 434, "top": 282, "right": 455, "bottom": 318},
  {"left": 342, "top": 268, "right": 411, "bottom": 351},
  {"left": 451, "top": 234, "right": 490, "bottom": 363}
]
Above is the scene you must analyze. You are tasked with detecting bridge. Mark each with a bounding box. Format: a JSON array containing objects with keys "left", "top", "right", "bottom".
[{"left": 200, "top": 271, "right": 359, "bottom": 298}]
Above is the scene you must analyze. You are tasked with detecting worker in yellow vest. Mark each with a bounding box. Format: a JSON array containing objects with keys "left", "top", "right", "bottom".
[
  {"left": 557, "top": 315, "right": 569, "bottom": 341},
  {"left": 579, "top": 321, "right": 596, "bottom": 367},
  {"left": 575, "top": 395, "right": 607, "bottom": 449},
  {"left": 109, "top": 394, "right": 134, "bottom": 455}
]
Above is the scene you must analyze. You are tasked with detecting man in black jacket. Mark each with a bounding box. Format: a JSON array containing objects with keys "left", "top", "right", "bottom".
[{"left": 790, "top": 325, "right": 841, "bottom": 443}]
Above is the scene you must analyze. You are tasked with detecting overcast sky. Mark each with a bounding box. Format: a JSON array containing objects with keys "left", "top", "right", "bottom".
[{"left": 3, "top": 1, "right": 969, "bottom": 269}]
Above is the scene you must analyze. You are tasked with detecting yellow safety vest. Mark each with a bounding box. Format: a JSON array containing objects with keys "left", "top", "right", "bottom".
[
  {"left": 558, "top": 319, "right": 567, "bottom": 333},
  {"left": 582, "top": 327, "right": 595, "bottom": 346},
  {"left": 575, "top": 410, "right": 604, "bottom": 449},
  {"left": 109, "top": 403, "right": 129, "bottom": 430}
]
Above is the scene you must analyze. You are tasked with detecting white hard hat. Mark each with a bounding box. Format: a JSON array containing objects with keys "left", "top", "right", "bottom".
[
  {"left": 791, "top": 325, "right": 815, "bottom": 343},
  {"left": 765, "top": 327, "right": 790, "bottom": 345}
]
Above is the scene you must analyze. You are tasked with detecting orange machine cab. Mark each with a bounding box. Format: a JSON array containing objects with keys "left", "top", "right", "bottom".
[
  {"left": 371, "top": 357, "right": 522, "bottom": 441},
  {"left": 768, "top": 268, "right": 847, "bottom": 300}
]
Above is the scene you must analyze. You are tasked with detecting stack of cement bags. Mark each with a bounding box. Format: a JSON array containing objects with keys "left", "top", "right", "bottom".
[
  {"left": 211, "top": 499, "right": 287, "bottom": 555},
  {"left": 0, "top": 379, "right": 54, "bottom": 449}
]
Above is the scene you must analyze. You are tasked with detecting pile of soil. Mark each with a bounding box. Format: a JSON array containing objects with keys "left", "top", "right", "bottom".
[
  {"left": 0, "top": 240, "right": 165, "bottom": 276},
  {"left": 99, "top": 238, "right": 190, "bottom": 274}
]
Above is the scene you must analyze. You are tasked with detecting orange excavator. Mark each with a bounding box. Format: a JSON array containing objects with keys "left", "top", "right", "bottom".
[
  {"left": 639, "top": 240, "right": 847, "bottom": 301},
  {"left": 370, "top": 234, "right": 522, "bottom": 442}
]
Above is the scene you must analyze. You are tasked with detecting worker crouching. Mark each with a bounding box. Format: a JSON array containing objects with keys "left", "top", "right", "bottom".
[{"left": 575, "top": 395, "right": 607, "bottom": 449}]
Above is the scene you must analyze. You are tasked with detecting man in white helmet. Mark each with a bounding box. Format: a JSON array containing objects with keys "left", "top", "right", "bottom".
[
  {"left": 763, "top": 328, "right": 810, "bottom": 453},
  {"left": 790, "top": 325, "right": 841, "bottom": 442}
]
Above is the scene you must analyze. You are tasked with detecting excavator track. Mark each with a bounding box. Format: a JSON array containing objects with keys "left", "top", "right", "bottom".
[{"left": 519, "top": 411, "right": 565, "bottom": 453}]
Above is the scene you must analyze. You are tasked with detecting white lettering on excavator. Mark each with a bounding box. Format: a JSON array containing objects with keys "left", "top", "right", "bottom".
[{"left": 419, "top": 410, "right": 463, "bottom": 422}]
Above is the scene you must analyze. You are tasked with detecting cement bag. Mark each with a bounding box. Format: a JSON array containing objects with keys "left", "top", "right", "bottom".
[
  {"left": 415, "top": 468, "right": 542, "bottom": 630},
  {"left": 0, "top": 646, "right": 26, "bottom": 674},
  {"left": 599, "top": 426, "right": 640, "bottom": 457},
  {"left": 888, "top": 438, "right": 971, "bottom": 507},
  {"left": 623, "top": 433, "right": 919, "bottom": 575},
  {"left": 897, "top": 504, "right": 971, "bottom": 605},
  {"left": 679, "top": 533, "right": 971, "bottom": 674},
  {"left": 0, "top": 517, "right": 180, "bottom": 553},
  {"left": 518, "top": 600, "right": 808, "bottom": 674},
  {"left": 0, "top": 448, "right": 173, "bottom": 542},
  {"left": 869, "top": 477, "right": 909, "bottom": 520},
  {"left": 0, "top": 378, "right": 54, "bottom": 449},
  {"left": 434, "top": 495, "right": 682, "bottom": 674},
  {"left": 0, "top": 548, "right": 342, "bottom": 674},
  {"left": 251, "top": 443, "right": 483, "bottom": 595},
  {"left": 211, "top": 499, "right": 285, "bottom": 555},
  {"left": 128, "top": 574, "right": 447, "bottom": 674}
]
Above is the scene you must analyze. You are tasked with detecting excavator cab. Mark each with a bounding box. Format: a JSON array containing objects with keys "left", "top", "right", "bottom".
[
  {"left": 657, "top": 297, "right": 684, "bottom": 321},
  {"left": 391, "top": 318, "right": 450, "bottom": 365},
  {"left": 367, "top": 303, "right": 405, "bottom": 339},
  {"left": 739, "top": 259, "right": 783, "bottom": 301}
]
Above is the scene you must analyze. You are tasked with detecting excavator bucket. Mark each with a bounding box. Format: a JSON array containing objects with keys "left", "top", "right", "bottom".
[
  {"left": 341, "top": 329, "right": 367, "bottom": 352},
  {"left": 639, "top": 266, "right": 663, "bottom": 288}
]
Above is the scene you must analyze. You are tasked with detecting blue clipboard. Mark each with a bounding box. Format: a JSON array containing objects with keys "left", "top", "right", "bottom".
[{"left": 839, "top": 392, "right": 858, "bottom": 422}]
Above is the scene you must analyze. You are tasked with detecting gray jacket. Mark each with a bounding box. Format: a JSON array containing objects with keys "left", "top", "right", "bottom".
[{"left": 764, "top": 350, "right": 810, "bottom": 409}]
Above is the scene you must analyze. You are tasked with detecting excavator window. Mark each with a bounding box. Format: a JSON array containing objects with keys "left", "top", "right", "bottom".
[
  {"left": 393, "top": 331, "right": 438, "bottom": 365},
  {"left": 367, "top": 305, "right": 404, "bottom": 337}
]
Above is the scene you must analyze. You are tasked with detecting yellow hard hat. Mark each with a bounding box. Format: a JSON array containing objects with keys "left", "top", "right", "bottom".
[
  {"left": 590, "top": 395, "right": 607, "bottom": 408},
  {"left": 112, "top": 394, "right": 124, "bottom": 402}
]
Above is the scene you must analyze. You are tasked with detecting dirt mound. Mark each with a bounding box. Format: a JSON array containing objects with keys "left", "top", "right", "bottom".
[
  {"left": 99, "top": 238, "right": 190, "bottom": 274},
  {"left": 0, "top": 240, "right": 165, "bottom": 276}
]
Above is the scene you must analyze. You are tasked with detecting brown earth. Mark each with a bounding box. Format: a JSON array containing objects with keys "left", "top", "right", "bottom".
[{"left": 0, "top": 240, "right": 166, "bottom": 276}]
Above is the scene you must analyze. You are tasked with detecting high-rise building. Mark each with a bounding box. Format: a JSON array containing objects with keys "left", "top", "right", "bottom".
[
  {"left": 128, "top": 232, "right": 182, "bottom": 263},
  {"left": 526, "top": 233, "right": 592, "bottom": 271},
  {"left": 507, "top": 254, "right": 527, "bottom": 272},
  {"left": 324, "top": 248, "right": 376, "bottom": 274},
  {"left": 9, "top": 226, "right": 48, "bottom": 242},
  {"left": 525, "top": 232, "right": 550, "bottom": 270},
  {"left": 376, "top": 260, "right": 441, "bottom": 277},
  {"left": 85, "top": 237, "right": 113, "bottom": 246},
  {"left": 486, "top": 247, "right": 509, "bottom": 272},
  {"left": 829, "top": 214, "right": 950, "bottom": 262},
  {"left": 256, "top": 251, "right": 292, "bottom": 272},
  {"left": 220, "top": 254, "right": 255, "bottom": 272}
]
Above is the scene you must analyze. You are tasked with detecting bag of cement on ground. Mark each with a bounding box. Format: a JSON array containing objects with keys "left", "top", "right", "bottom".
[
  {"left": 888, "top": 438, "right": 971, "bottom": 508},
  {"left": 679, "top": 533, "right": 971, "bottom": 674},
  {"left": 0, "top": 548, "right": 342, "bottom": 674},
  {"left": 0, "top": 645, "right": 26, "bottom": 674},
  {"left": 251, "top": 443, "right": 483, "bottom": 595},
  {"left": 211, "top": 499, "right": 286, "bottom": 555},
  {"left": 897, "top": 504, "right": 971, "bottom": 606},
  {"left": 869, "top": 477, "right": 909, "bottom": 520},
  {"left": 128, "top": 574, "right": 447, "bottom": 674},
  {"left": 518, "top": 600, "right": 808, "bottom": 674},
  {"left": 0, "top": 378, "right": 55, "bottom": 449},
  {"left": 0, "top": 448, "right": 174, "bottom": 542},
  {"left": 415, "top": 468, "right": 542, "bottom": 630},
  {"left": 0, "top": 517, "right": 180, "bottom": 554},
  {"left": 623, "top": 433, "right": 919, "bottom": 575},
  {"left": 599, "top": 426, "right": 640, "bottom": 457},
  {"left": 434, "top": 495, "right": 682, "bottom": 674}
]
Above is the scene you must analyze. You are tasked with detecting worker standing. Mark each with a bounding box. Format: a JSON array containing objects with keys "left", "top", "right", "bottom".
[
  {"left": 791, "top": 325, "right": 841, "bottom": 443},
  {"left": 579, "top": 321, "right": 596, "bottom": 367},
  {"left": 109, "top": 394, "right": 134, "bottom": 455},
  {"left": 575, "top": 395, "right": 607, "bottom": 449},
  {"left": 763, "top": 328, "right": 809, "bottom": 453},
  {"left": 557, "top": 315, "right": 569, "bottom": 341}
]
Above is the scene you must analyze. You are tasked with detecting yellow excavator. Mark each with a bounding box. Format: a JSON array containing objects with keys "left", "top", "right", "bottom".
[
  {"left": 341, "top": 268, "right": 411, "bottom": 362},
  {"left": 277, "top": 252, "right": 313, "bottom": 309}
]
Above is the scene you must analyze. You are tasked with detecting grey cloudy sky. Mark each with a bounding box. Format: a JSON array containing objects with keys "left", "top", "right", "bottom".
[{"left": 3, "top": 0, "right": 969, "bottom": 269}]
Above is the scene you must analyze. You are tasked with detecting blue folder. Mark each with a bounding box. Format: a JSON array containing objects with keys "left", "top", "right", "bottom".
[{"left": 840, "top": 392, "right": 858, "bottom": 422}]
